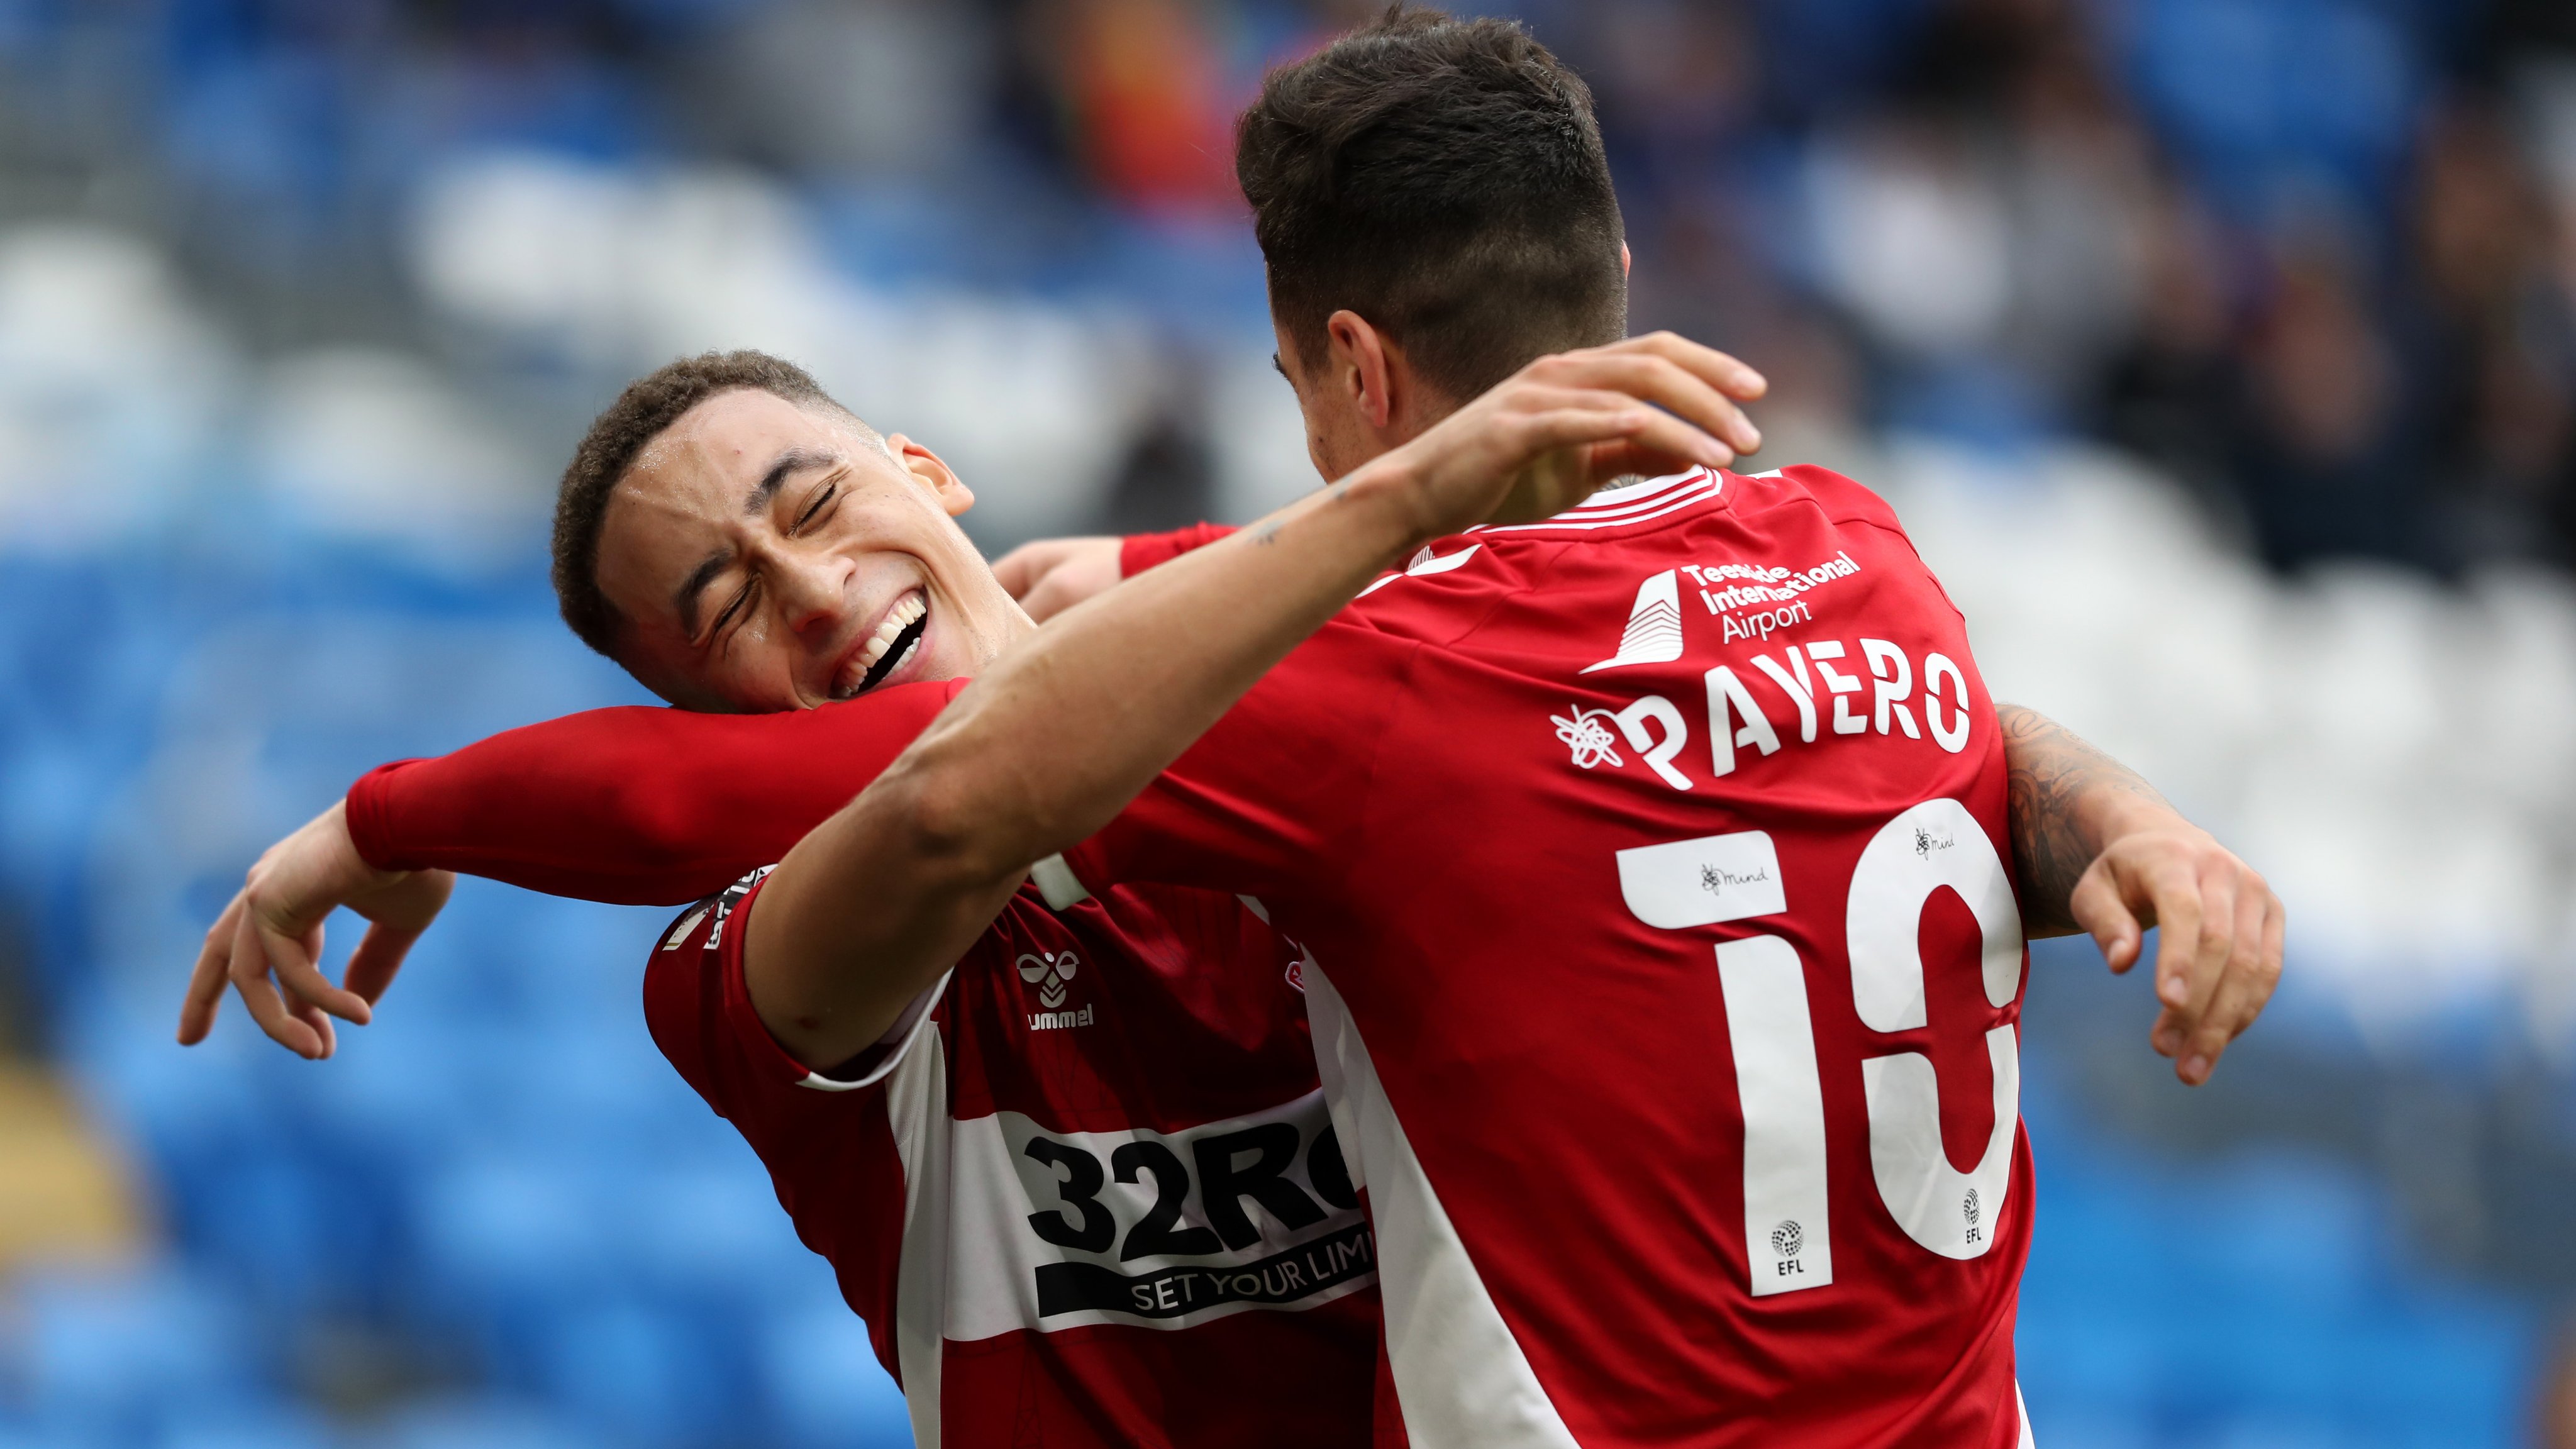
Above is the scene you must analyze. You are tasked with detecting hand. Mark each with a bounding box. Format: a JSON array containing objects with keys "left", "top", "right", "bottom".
[
  {"left": 2068, "top": 826, "right": 2284, "bottom": 1087},
  {"left": 177, "top": 801, "right": 455, "bottom": 1059},
  {"left": 991, "top": 536, "right": 1123, "bottom": 623},
  {"left": 1365, "top": 332, "right": 1767, "bottom": 544}
]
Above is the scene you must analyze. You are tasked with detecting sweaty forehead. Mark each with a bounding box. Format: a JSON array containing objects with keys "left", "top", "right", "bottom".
[
  {"left": 594, "top": 392, "right": 849, "bottom": 623},
  {"left": 628, "top": 388, "right": 857, "bottom": 497}
]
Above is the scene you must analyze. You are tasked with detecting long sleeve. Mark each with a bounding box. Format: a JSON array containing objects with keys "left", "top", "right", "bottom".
[
  {"left": 344, "top": 679, "right": 970, "bottom": 906},
  {"left": 1119, "top": 523, "right": 1238, "bottom": 579}
]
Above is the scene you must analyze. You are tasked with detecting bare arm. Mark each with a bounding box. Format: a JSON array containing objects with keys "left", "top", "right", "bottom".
[
  {"left": 1997, "top": 702, "right": 2285, "bottom": 1086},
  {"left": 2001, "top": 702, "right": 2180, "bottom": 937},
  {"left": 989, "top": 535, "right": 1122, "bottom": 622},
  {"left": 748, "top": 335, "right": 1769, "bottom": 1067}
]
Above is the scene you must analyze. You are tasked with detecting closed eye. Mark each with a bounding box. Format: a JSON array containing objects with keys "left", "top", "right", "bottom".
[
  {"left": 709, "top": 577, "right": 757, "bottom": 641},
  {"left": 791, "top": 481, "right": 838, "bottom": 533}
]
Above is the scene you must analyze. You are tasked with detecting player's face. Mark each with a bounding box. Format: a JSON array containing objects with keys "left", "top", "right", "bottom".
[{"left": 594, "top": 389, "right": 1030, "bottom": 712}]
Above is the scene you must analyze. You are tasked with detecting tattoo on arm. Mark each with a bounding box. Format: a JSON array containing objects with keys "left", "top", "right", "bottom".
[{"left": 2000, "top": 703, "right": 2172, "bottom": 935}]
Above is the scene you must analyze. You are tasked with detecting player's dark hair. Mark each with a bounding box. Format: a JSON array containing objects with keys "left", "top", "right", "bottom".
[
  {"left": 552, "top": 350, "right": 852, "bottom": 661},
  {"left": 1236, "top": 6, "right": 1626, "bottom": 402}
]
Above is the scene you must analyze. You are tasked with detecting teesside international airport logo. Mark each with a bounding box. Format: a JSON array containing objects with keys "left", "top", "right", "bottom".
[{"left": 1582, "top": 555, "right": 1870, "bottom": 675}]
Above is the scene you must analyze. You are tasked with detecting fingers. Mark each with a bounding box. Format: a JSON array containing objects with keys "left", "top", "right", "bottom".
[
  {"left": 1524, "top": 348, "right": 1762, "bottom": 457},
  {"left": 2067, "top": 858, "right": 2141, "bottom": 974},
  {"left": 1019, "top": 569, "right": 1092, "bottom": 624},
  {"left": 2116, "top": 838, "right": 2280, "bottom": 1086},
  {"left": 289, "top": 991, "right": 338, "bottom": 1060},
  {"left": 1531, "top": 412, "right": 1735, "bottom": 489},
  {"left": 342, "top": 922, "right": 423, "bottom": 1005},
  {"left": 989, "top": 538, "right": 1124, "bottom": 621},
  {"left": 255, "top": 909, "right": 374, "bottom": 1026},
  {"left": 1601, "top": 332, "right": 1769, "bottom": 400},
  {"left": 2176, "top": 873, "right": 2285, "bottom": 1085},
  {"left": 989, "top": 540, "right": 1069, "bottom": 599},
  {"left": 178, "top": 892, "right": 248, "bottom": 1045},
  {"left": 2065, "top": 829, "right": 2284, "bottom": 1089},
  {"left": 2144, "top": 864, "right": 2214, "bottom": 1021},
  {"left": 228, "top": 902, "right": 326, "bottom": 1059},
  {"left": 1500, "top": 387, "right": 1740, "bottom": 472}
]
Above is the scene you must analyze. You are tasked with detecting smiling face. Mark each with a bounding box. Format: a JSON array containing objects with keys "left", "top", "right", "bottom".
[{"left": 592, "top": 388, "right": 1030, "bottom": 713}]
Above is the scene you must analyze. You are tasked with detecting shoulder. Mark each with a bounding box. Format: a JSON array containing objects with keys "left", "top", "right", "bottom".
[
  {"left": 1729, "top": 464, "right": 1908, "bottom": 536},
  {"left": 640, "top": 869, "right": 777, "bottom": 1106},
  {"left": 643, "top": 865, "right": 970, "bottom": 1111}
]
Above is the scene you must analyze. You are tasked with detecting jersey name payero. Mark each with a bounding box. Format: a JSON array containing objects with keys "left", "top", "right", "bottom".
[{"left": 1561, "top": 628, "right": 1974, "bottom": 791}]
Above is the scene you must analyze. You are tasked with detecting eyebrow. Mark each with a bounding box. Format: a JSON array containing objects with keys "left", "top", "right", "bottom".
[
  {"left": 672, "top": 447, "right": 843, "bottom": 636},
  {"left": 749, "top": 446, "right": 840, "bottom": 514},
  {"left": 674, "top": 549, "right": 731, "bottom": 639}
]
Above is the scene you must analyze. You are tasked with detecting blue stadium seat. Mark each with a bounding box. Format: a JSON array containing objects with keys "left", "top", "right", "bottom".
[
  {"left": 9, "top": 1265, "right": 272, "bottom": 1446},
  {"left": 755, "top": 1301, "right": 913, "bottom": 1449},
  {"left": 531, "top": 1297, "right": 734, "bottom": 1448},
  {"left": 157, "top": 1401, "right": 344, "bottom": 1449},
  {"left": 361, "top": 1394, "right": 603, "bottom": 1449}
]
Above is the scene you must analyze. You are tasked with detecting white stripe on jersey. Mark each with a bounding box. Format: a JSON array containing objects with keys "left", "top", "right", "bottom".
[
  {"left": 1474, "top": 468, "right": 1723, "bottom": 536},
  {"left": 1302, "top": 965, "right": 1583, "bottom": 1449},
  {"left": 1356, "top": 472, "right": 1728, "bottom": 599},
  {"left": 889, "top": 1025, "right": 952, "bottom": 1449},
  {"left": 1559, "top": 468, "right": 1713, "bottom": 514}
]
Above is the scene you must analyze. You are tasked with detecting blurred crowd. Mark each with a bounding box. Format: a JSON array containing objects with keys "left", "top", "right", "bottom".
[
  {"left": 1580, "top": 0, "right": 2576, "bottom": 576},
  {"left": 5, "top": 0, "right": 2575, "bottom": 571},
  {"left": 0, "top": 1, "right": 2574, "bottom": 1446}
]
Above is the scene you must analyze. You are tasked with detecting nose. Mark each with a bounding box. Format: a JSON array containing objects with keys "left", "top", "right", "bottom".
[{"left": 770, "top": 548, "right": 850, "bottom": 641}]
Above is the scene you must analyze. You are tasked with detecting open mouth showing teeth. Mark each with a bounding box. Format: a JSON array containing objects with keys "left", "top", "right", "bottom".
[{"left": 841, "top": 592, "right": 928, "bottom": 699}]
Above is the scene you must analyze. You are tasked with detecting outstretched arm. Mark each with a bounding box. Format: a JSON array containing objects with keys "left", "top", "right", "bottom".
[
  {"left": 1999, "top": 703, "right": 2284, "bottom": 1086},
  {"left": 180, "top": 681, "right": 963, "bottom": 1058},
  {"left": 749, "top": 334, "right": 1768, "bottom": 1067}
]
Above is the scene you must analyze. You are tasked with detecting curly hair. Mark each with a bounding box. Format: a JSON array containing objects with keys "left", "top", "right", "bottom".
[{"left": 551, "top": 350, "right": 863, "bottom": 660}]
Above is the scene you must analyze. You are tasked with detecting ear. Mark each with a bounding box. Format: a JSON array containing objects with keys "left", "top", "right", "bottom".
[
  {"left": 1621, "top": 240, "right": 1632, "bottom": 279},
  {"left": 1324, "top": 309, "right": 1399, "bottom": 430},
  {"left": 886, "top": 433, "right": 975, "bottom": 518}
]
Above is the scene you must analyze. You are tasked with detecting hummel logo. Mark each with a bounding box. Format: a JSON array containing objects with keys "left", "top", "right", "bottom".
[
  {"left": 1018, "top": 949, "right": 1079, "bottom": 1009},
  {"left": 1582, "top": 570, "right": 1684, "bottom": 673}
]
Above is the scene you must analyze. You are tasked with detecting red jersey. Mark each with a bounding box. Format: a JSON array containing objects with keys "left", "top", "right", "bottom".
[
  {"left": 347, "top": 686, "right": 1381, "bottom": 1449},
  {"left": 1060, "top": 467, "right": 2038, "bottom": 1448}
]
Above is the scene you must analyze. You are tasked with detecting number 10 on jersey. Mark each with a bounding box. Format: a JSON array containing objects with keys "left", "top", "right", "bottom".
[{"left": 1615, "top": 800, "right": 2024, "bottom": 1297}]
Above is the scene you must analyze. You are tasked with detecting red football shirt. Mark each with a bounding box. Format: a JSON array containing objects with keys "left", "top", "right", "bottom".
[
  {"left": 347, "top": 682, "right": 1382, "bottom": 1449},
  {"left": 1061, "top": 467, "right": 2038, "bottom": 1448}
]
